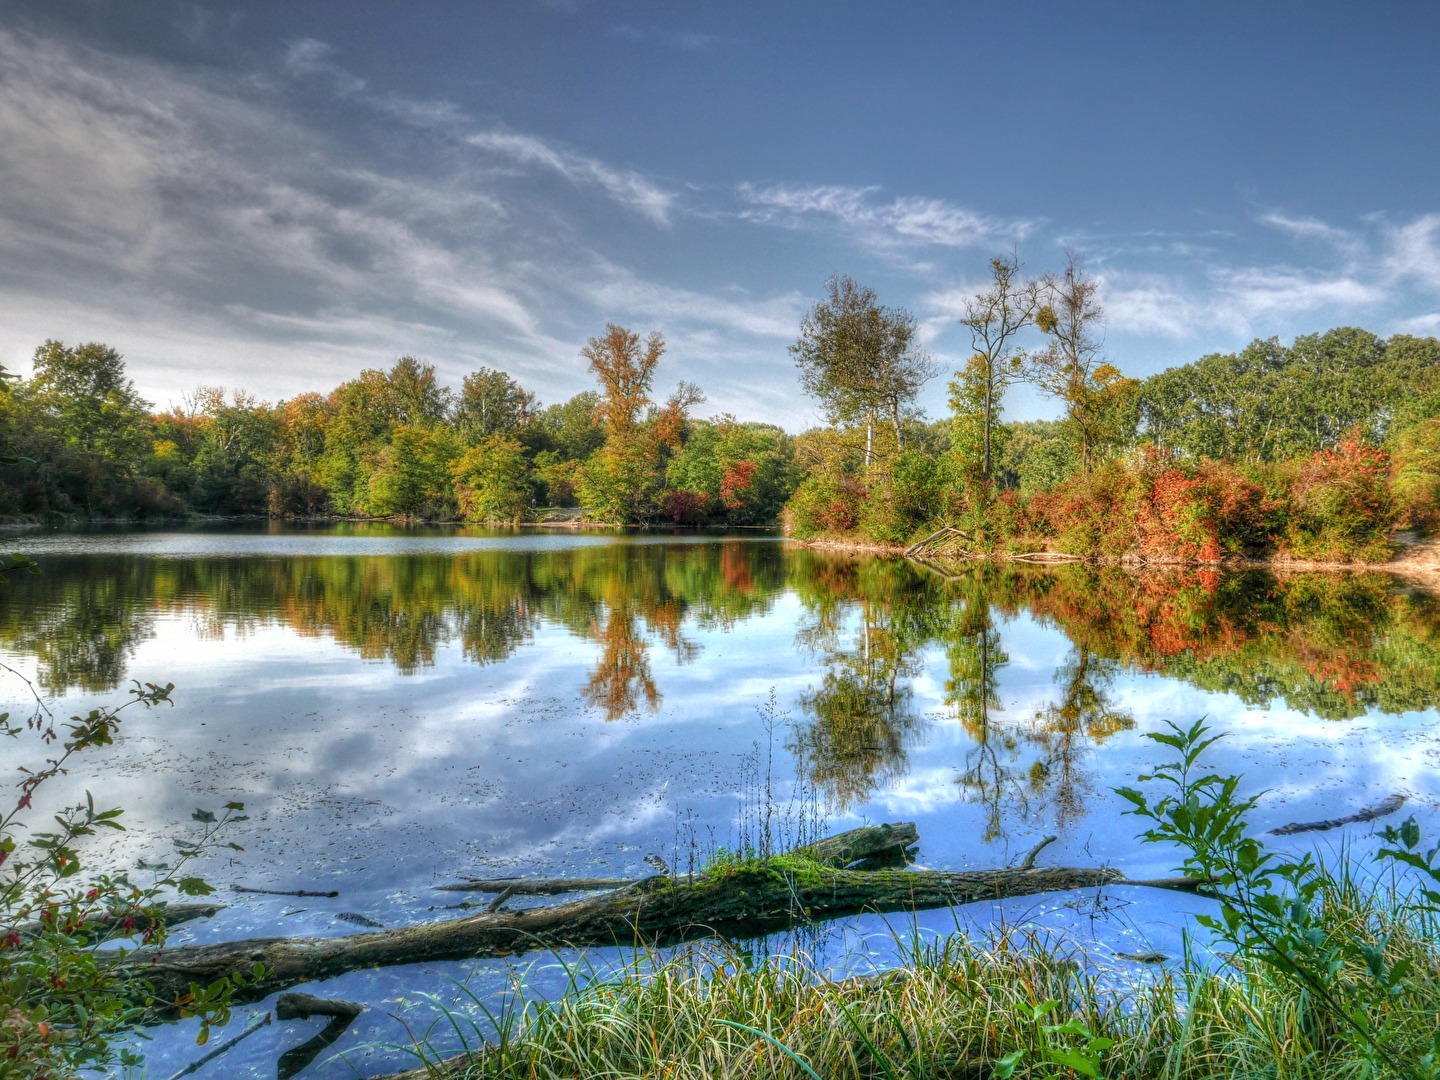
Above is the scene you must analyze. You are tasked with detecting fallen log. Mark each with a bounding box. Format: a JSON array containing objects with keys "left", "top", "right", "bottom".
[
  {"left": 126, "top": 862, "right": 1204, "bottom": 1010},
  {"left": 1268, "top": 793, "right": 1407, "bottom": 835},
  {"left": 435, "top": 822, "right": 920, "bottom": 894}
]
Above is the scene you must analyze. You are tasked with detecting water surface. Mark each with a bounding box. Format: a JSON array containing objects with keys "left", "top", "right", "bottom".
[{"left": 2, "top": 523, "right": 1437, "bottom": 1076}]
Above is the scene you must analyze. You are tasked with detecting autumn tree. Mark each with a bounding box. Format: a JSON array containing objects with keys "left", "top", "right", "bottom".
[
  {"left": 790, "top": 276, "right": 936, "bottom": 465},
  {"left": 1028, "top": 253, "right": 1138, "bottom": 472},
  {"left": 584, "top": 324, "right": 664, "bottom": 436},
  {"left": 577, "top": 324, "right": 694, "bottom": 523}
]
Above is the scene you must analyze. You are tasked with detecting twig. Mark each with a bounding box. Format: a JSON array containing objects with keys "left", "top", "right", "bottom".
[
  {"left": 234, "top": 885, "right": 340, "bottom": 897},
  {"left": 1268, "top": 793, "right": 1407, "bottom": 836},
  {"left": 484, "top": 883, "right": 518, "bottom": 913},
  {"left": 165, "top": 1012, "right": 273, "bottom": 1080},
  {"left": 1020, "top": 835, "right": 1058, "bottom": 870}
]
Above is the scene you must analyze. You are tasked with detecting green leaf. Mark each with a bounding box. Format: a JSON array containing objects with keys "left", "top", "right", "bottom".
[
  {"left": 176, "top": 877, "right": 216, "bottom": 897},
  {"left": 993, "top": 1050, "right": 1025, "bottom": 1078}
]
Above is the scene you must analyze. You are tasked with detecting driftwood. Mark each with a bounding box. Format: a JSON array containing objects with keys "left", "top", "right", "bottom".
[
  {"left": 122, "top": 822, "right": 1206, "bottom": 1012},
  {"left": 234, "top": 885, "right": 340, "bottom": 898},
  {"left": 435, "top": 875, "right": 639, "bottom": 896},
  {"left": 1269, "top": 793, "right": 1407, "bottom": 835},
  {"left": 435, "top": 822, "right": 920, "bottom": 895}
]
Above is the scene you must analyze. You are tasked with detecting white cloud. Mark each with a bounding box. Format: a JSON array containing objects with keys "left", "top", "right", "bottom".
[
  {"left": 1211, "top": 266, "right": 1383, "bottom": 318},
  {"left": 281, "top": 37, "right": 365, "bottom": 95},
  {"left": 1384, "top": 213, "right": 1440, "bottom": 290},
  {"left": 1259, "top": 211, "right": 1360, "bottom": 254},
  {"left": 467, "top": 130, "right": 676, "bottom": 225},
  {"left": 738, "top": 182, "right": 1034, "bottom": 252},
  {"left": 1102, "top": 276, "right": 1209, "bottom": 338}
]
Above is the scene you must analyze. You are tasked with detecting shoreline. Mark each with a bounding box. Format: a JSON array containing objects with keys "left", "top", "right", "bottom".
[{"left": 788, "top": 534, "right": 1440, "bottom": 587}]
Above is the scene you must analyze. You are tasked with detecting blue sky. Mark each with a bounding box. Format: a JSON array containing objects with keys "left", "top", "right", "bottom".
[{"left": 2, "top": 1, "right": 1438, "bottom": 427}]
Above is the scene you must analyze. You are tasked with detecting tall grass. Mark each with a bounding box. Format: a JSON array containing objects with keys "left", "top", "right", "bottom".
[{"left": 383, "top": 874, "right": 1439, "bottom": 1080}]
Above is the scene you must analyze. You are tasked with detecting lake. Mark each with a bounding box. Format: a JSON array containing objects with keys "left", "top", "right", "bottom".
[{"left": 3, "top": 523, "right": 1438, "bottom": 1077}]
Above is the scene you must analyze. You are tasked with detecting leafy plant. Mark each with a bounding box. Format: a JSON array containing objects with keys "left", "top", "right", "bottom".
[
  {"left": 0, "top": 673, "right": 255, "bottom": 1075},
  {"left": 1118, "top": 717, "right": 1440, "bottom": 1077}
]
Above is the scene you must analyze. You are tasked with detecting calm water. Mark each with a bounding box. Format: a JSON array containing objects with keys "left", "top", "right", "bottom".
[{"left": 3, "top": 523, "right": 1438, "bottom": 1077}]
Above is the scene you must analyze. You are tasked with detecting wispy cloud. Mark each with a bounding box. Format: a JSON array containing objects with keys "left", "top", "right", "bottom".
[
  {"left": 281, "top": 37, "right": 366, "bottom": 95},
  {"left": 611, "top": 24, "right": 728, "bottom": 52},
  {"left": 1384, "top": 213, "right": 1440, "bottom": 290},
  {"left": 1259, "top": 211, "right": 1359, "bottom": 252},
  {"left": 1212, "top": 266, "right": 1383, "bottom": 318},
  {"left": 738, "top": 182, "right": 1035, "bottom": 252},
  {"left": 467, "top": 130, "right": 675, "bottom": 225}
]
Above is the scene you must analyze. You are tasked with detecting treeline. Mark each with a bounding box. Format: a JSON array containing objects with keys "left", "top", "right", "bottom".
[
  {"left": 784, "top": 258, "right": 1440, "bottom": 560},
  {"left": 0, "top": 330, "right": 798, "bottom": 525},
  {"left": 4, "top": 254, "right": 1439, "bottom": 551}
]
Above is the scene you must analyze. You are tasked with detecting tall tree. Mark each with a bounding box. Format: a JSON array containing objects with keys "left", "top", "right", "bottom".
[
  {"left": 953, "top": 256, "right": 1039, "bottom": 483},
  {"left": 1028, "top": 254, "right": 1138, "bottom": 472},
  {"left": 27, "top": 340, "right": 151, "bottom": 463},
  {"left": 578, "top": 324, "right": 669, "bottom": 522},
  {"left": 583, "top": 324, "right": 664, "bottom": 436},
  {"left": 790, "top": 276, "right": 936, "bottom": 465}
]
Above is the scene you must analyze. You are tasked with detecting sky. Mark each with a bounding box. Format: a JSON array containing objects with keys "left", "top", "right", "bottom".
[{"left": 2, "top": 1, "right": 1439, "bottom": 428}]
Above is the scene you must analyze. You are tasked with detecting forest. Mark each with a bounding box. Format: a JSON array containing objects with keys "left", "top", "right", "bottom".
[{"left": 2, "top": 259, "right": 1438, "bottom": 562}]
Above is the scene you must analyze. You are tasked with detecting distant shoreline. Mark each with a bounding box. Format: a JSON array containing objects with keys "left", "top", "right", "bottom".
[{"left": 790, "top": 534, "right": 1440, "bottom": 588}]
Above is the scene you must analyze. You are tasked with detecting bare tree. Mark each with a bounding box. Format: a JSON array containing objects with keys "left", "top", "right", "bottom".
[
  {"left": 956, "top": 255, "right": 1040, "bottom": 481},
  {"left": 1027, "top": 252, "right": 1136, "bottom": 472}
]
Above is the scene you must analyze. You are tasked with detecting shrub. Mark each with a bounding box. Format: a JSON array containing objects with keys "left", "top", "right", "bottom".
[
  {"left": 782, "top": 473, "right": 864, "bottom": 539},
  {"left": 1136, "top": 456, "right": 1276, "bottom": 560},
  {"left": 661, "top": 488, "right": 712, "bottom": 525},
  {"left": 856, "top": 451, "right": 943, "bottom": 544},
  {"left": 1390, "top": 416, "right": 1440, "bottom": 532},
  {"left": 1282, "top": 433, "right": 1396, "bottom": 561}
]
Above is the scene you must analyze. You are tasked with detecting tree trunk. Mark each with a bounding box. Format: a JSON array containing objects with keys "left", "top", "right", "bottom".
[{"left": 123, "top": 822, "right": 1204, "bottom": 1014}]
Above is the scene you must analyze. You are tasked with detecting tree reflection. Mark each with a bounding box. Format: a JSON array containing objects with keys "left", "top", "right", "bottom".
[
  {"left": 788, "top": 556, "right": 940, "bottom": 810},
  {"left": 1021, "top": 651, "right": 1134, "bottom": 831},
  {"left": 944, "top": 573, "right": 1023, "bottom": 841}
]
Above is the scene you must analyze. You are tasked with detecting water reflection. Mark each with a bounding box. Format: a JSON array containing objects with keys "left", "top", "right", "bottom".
[{"left": 2, "top": 540, "right": 1438, "bottom": 807}]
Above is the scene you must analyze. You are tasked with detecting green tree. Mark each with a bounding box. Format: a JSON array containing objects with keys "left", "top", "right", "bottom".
[
  {"left": 455, "top": 367, "right": 537, "bottom": 443},
  {"left": 452, "top": 435, "right": 532, "bottom": 523},
  {"left": 26, "top": 340, "right": 151, "bottom": 463},
  {"left": 363, "top": 423, "right": 458, "bottom": 518},
  {"left": 790, "top": 276, "right": 936, "bottom": 465},
  {"left": 1029, "top": 254, "right": 1139, "bottom": 472}
]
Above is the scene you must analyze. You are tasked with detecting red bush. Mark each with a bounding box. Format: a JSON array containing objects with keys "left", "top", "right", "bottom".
[{"left": 661, "top": 488, "right": 712, "bottom": 525}]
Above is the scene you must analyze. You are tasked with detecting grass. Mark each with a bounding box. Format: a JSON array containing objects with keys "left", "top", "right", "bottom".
[
  {"left": 372, "top": 719, "right": 1440, "bottom": 1079},
  {"left": 379, "top": 865, "right": 1440, "bottom": 1080}
]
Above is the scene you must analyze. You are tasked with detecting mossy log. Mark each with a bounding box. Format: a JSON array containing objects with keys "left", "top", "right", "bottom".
[
  {"left": 434, "top": 822, "right": 921, "bottom": 895},
  {"left": 127, "top": 823, "right": 1203, "bottom": 1011}
]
